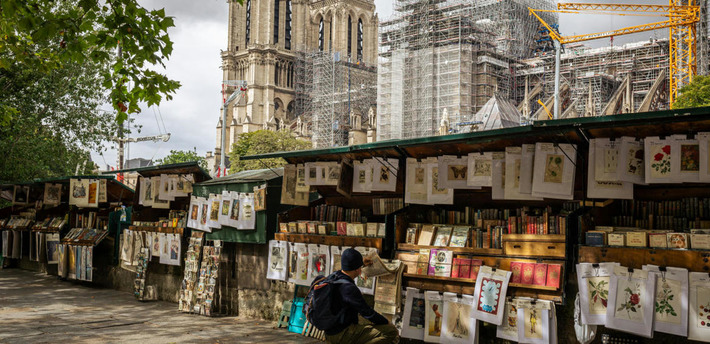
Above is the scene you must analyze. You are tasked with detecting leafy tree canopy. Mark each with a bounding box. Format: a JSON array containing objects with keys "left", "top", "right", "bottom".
[
  {"left": 0, "top": 0, "right": 183, "bottom": 124},
  {"left": 672, "top": 75, "right": 710, "bottom": 110},
  {"left": 155, "top": 149, "right": 208, "bottom": 170},
  {"left": 228, "top": 130, "right": 311, "bottom": 174}
]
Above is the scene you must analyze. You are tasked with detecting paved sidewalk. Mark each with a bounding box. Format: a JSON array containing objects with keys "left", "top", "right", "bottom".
[{"left": 0, "top": 269, "right": 319, "bottom": 344}]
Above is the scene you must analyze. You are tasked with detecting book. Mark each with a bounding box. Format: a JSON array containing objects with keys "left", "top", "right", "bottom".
[
  {"left": 428, "top": 249, "right": 443, "bottom": 276},
  {"left": 608, "top": 233, "right": 626, "bottom": 246},
  {"left": 353, "top": 223, "right": 365, "bottom": 237},
  {"left": 346, "top": 223, "right": 356, "bottom": 236},
  {"left": 546, "top": 264, "right": 562, "bottom": 289},
  {"left": 448, "top": 226, "right": 469, "bottom": 247},
  {"left": 417, "top": 225, "right": 436, "bottom": 246},
  {"left": 510, "top": 261, "right": 523, "bottom": 284},
  {"left": 405, "top": 227, "right": 419, "bottom": 244},
  {"left": 396, "top": 252, "right": 419, "bottom": 274},
  {"left": 336, "top": 222, "right": 348, "bottom": 236},
  {"left": 469, "top": 259, "right": 483, "bottom": 280},
  {"left": 366, "top": 223, "right": 379, "bottom": 237},
  {"left": 452, "top": 257, "right": 471, "bottom": 278},
  {"left": 307, "top": 222, "right": 317, "bottom": 234},
  {"left": 585, "top": 231, "right": 606, "bottom": 246},
  {"left": 288, "top": 222, "right": 297, "bottom": 233},
  {"left": 279, "top": 223, "right": 288, "bottom": 233},
  {"left": 666, "top": 232, "right": 688, "bottom": 249},
  {"left": 297, "top": 222, "right": 307, "bottom": 234},
  {"left": 626, "top": 231, "right": 647, "bottom": 247},
  {"left": 432, "top": 226, "right": 452, "bottom": 246},
  {"left": 521, "top": 263, "right": 535, "bottom": 285},
  {"left": 533, "top": 263, "right": 548, "bottom": 286},
  {"left": 648, "top": 232, "right": 667, "bottom": 248},
  {"left": 416, "top": 249, "right": 430, "bottom": 275},
  {"left": 691, "top": 233, "right": 710, "bottom": 250},
  {"left": 431, "top": 250, "right": 453, "bottom": 278},
  {"left": 317, "top": 224, "right": 327, "bottom": 235},
  {"left": 377, "top": 223, "right": 386, "bottom": 238}
]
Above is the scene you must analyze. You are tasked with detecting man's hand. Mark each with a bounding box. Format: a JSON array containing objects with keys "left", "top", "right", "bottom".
[{"left": 362, "top": 257, "right": 373, "bottom": 267}]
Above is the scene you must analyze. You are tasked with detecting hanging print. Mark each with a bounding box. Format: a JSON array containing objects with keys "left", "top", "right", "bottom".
[
  {"left": 441, "top": 293, "right": 478, "bottom": 344},
  {"left": 689, "top": 272, "right": 710, "bottom": 342},
  {"left": 618, "top": 136, "right": 645, "bottom": 184},
  {"left": 643, "top": 265, "right": 688, "bottom": 336},
  {"left": 496, "top": 298, "right": 519, "bottom": 341},
  {"left": 644, "top": 136, "right": 682, "bottom": 184},
  {"left": 472, "top": 266, "right": 511, "bottom": 325},
  {"left": 266, "top": 240, "right": 288, "bottom": 281},
  {"left": 577, "top": 262, "right": 619, "bottom": 325},
  {"left": 467, "top": 152, "right": 493, "bottom": 187},
  {"left": 606, "top": 267, "right": 656, "bottom": 338},
  {"left": 672, "top": 137, "right": 700, "bottom": 182},
  {"left": 401, "top": 288, "right": 426, "bottom": 340},
  {"left": 424, "top": 291, "right": 444, "bottom": 343},
  {"left": 405, "top": 158, "right": 429, "bottom": 204},
  {"left": 587, "top": 140, "right": 634, "bottom": 199}
]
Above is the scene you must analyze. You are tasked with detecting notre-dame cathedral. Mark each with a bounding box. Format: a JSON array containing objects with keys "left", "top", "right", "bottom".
[{"left": 214, "top": 0, "right": 379, "bottom": 165}]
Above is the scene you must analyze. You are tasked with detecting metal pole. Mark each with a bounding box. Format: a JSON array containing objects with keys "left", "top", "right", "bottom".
[
  {"left": 554, "top": 40, "right": 561, "bottom": 120},
  {"left": 220, "top": 103, "right": 228, "bottom": 175}
]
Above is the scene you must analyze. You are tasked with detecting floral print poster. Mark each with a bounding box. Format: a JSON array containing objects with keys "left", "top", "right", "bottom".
[
  {"left": 588, "top": 277, "right": 610, "bottom": 315},
  {"left": 614, "top": 279, "right": 645, "bottom": 322},
  {"left": 649, "top": 144, "right": 671, "bottom": 179},
  {"left": 607, "top": 267, "right": 656, "bottom": 338},
  {"left": 696, "top": 287, "right": 710, "bottom": 328},
  {"left": 655, "top": 278, "right": 681, "bottom": 324}
]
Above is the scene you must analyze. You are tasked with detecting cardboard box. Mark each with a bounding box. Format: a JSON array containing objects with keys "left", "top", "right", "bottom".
[
  {"left": 608, "top": 233, "right": 626, "bottom": 246},
  {"left": 667, "top": 233, "right": 689, "bottom": 249},
  {"left": 648, "top": 233, "right": 668, "bottom": 248},
  {"left": 585, "top": 231, "right": 607, "bottom": 246},
  {"left": 690, "top": 233, "right": 710, "bottom": 250},
  {"left": 626, "top": 231, "right": 648, "bottom": 247}
]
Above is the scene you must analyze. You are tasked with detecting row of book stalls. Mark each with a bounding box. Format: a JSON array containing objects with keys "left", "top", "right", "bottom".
[{"left": 244, "top": 106, "right": 710, "bottom": 343}]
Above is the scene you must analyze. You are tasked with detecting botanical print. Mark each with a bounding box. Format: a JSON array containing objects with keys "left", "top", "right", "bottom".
[
  {"left": 696, "top": 287, "right": 710, "bottom": 328},
  {"left": 474, "top": 159, "right": 491, "bottom": 176},
  {"left": 446, "top": 301, "right": 471, "bottom": 339},
  {"left": 447, "top": 165, "right": 467, "bottom": 181},
  {"left": 409, "top": 297, "right": 426, "bottom": 328},
  {"left": 588, "top": 277, "right": 610, "bottom": 314},
  {"left": 478, "top": 278, "right": 502, "bottom": 315},
  {"left": 655, "top": 278, "right": 681, "bottom": 324},
  {"left": 681, "top": 144, "right": 700, "bottom": 172},
  {"left": 431, "top": 167, "right": 447, "bottom": 195},
  {"left": 523, "top": 308, "right": 542, "bottom": 339},
  {"left": 615, "top": 279, "right": 645, "bottom": 322},
  {"left": 543, "top": 154, "right": 564, "bottom": 183},
  {"left": 650, "top": 144, "right": 672, "bottom": 178},
  {"left": 604, "top": 147, "right": 618, "bottom": 174},
  {"left": 415, "top": 167, "right": 425, "bottom": 184},
  {"left": 428, "top": 301, "right": 443, "bottom": 336}
]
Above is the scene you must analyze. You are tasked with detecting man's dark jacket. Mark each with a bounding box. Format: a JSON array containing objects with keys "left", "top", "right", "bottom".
[{"left": 323, "top": 270, "right": 389, "bottom": 335}]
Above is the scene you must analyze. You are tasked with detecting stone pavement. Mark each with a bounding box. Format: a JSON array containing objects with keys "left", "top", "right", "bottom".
[{"left": 0, "top": 269, "right": 319, "bottom": 344}]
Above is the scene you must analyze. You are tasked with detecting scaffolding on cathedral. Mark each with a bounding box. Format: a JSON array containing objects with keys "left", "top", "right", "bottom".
[
  {"left": 295, "top": 51, "right": 377, "bottom": 148},
  {"left": 377, "top": 0, "right": 558, "bottom": 141}
]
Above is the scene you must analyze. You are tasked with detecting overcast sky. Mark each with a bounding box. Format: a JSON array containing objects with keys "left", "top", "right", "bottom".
[{"left": 91, "top": 0, "right": 672, "bottom": 170}]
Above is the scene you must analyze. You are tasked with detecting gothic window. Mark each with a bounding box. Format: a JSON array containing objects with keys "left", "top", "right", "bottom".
[
  {"left": 275, "top": 62, "right": 280, "bottom": 86},
  {"left": 348, "top": 16, "right": 352, "bottom": 57},
  {"left": 285, "top": 0, "right": 292, "bottom": 50},
  {"left": 357, "top": 18, "right": 363, "bottom": 61},
  {"left": 274, "top": 0, "right": 279, "bottom": 44},
  {"left": 319, "top": 18, "right": 324, "bottom": 51},
  {"left": 245, "top": 0, "right": 251, "bottom": 45}
]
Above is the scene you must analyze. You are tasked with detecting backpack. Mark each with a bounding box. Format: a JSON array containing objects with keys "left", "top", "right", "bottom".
[{"left": 303, "top": 274, "right": 347, "bottom": 330}]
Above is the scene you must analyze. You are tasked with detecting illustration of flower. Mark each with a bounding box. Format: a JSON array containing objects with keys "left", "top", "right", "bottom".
[
  {"left": 617, "top": 283, "right": 642, "bottom": 318},
  {"left": 651, "top": 146, "right": 671, "bottom": 174},
  {"left": 662, "top": 145, "right": 671, "bottom": 155},
  {"left": 654, "top": 153, "right": 664, "bottom": 161},
  {"left": 655, "top": 281, "right": 677, "bottom": 317},
  {"left": 589, "top": 279, "right": 609, "bottom": 308},
  {"left": 634, "top": 149, "right": 644, "bottom": 160}
]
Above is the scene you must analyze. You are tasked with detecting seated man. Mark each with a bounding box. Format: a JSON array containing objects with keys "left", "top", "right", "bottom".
[{"left": 324, "top": 248, "right": 399, "bottom": 344}]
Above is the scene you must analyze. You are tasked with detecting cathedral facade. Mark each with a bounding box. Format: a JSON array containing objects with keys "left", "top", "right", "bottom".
[{"left": 216, "top": 0, "right": 379, "bottom": 163}]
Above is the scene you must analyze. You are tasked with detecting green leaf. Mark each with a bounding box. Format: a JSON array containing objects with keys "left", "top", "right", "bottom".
[{"left": 630, "top": 307, "right": 637, "bottom": 312}]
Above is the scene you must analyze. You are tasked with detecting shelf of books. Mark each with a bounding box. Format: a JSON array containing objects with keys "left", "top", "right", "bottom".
[{"left": 578, "top": 245, "right": 710, "bottom": 272}]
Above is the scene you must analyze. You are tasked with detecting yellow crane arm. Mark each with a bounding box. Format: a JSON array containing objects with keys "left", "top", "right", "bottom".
[{"left": 557, "top": 3, "right": 698, "bottom": 15}]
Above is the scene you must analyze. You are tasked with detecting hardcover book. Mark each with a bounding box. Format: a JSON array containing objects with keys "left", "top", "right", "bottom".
[
  {"left": 533, "top": 263, "right": 548, "bottom": 286},
  {"left": 353, "top": 223, "right": 365, "bottom": 237},
  {"left": 432, "top": 226, "right": 452, "bottom": 246},
  {"left": 416, "top": 249, "right": 430, "bottom": 275},
  {"left": 469, "top": 259, "right": 483, "bottom": 280},
  {"left": 520, "top": 263, "right": 535, "bottom": 285},
  {"left": 405, "top": 227, "right": 419, "bottom": 244},
  {"left": 366, "top": 222, "right": 378, "bottom": 237},
  {"left": 297, "top": 222, "right": 307, "bottom": 234},
  {"left": 585, "top": 231, "right": 606, "bottom": 246},
  {"left": 546, "top": 264, "right": 562, "bottom": 289},
  {"left": 377, "top": 223, "right": 386, "bottom": 238},
  {"left": 279, "top": 223, "right": 288, "bottom": 233},
  {"left": 336, "top": 221, "right": 348, "bottom": 236},
  {"left": 307, "top": 222, "right": 317, "bottom": 234},
  {"left": 346, "top": 223, "right": 356, "bottom": 236},
  {"left": 690, "top": 233, "right": 710, "bottom": 250},
  {"left": 448, "top": 226, "right": 469, "bottom": 247},
  {"left": 417, "top": 225, "right": 436, "bottom": 246},
  {"left": 287, "top": 222, "right": 297, "bottom": 233},
  {"left": 510, "top": 261, "right": 523, "bottom": 284},
  {"left": 452, "top": 257, "right": 471, "bottom": 278},
  {"left": 317, "top": 224, "right": 327, "bottom": 235}
]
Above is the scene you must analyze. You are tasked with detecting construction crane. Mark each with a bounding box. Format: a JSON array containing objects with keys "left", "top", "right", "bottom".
[
  {"left": 529, "top": 2, "right": 700, "bottom": 118},
  {"left": 115, "top": 133, "right": 171, "bottom": 170}
]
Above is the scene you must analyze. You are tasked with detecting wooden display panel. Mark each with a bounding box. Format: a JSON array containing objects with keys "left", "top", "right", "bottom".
[
  {"left": 397, "top": 243, "right": 503, "bottom": 256},
  {"left": 274, "top": 233, "right": 383, "bottom": 251},
  {"left": 504, "top": 241, "right": 566, "bottom": 258},
  {"left": 579, "top": 245, "right": 710, "bottom": 272}
]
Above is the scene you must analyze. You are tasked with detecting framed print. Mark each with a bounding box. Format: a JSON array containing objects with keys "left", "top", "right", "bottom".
[
  {"left": 505, "top": 146, "right": 542, "bottom": 201},
  {"left": 424, "top": 290, "right": 444, "bottom": 343},
  {"left": 401, "top": 287, "right": 426, "bottom": 340},
  {"left": 472, "top": 266, "right": 511, "bottom": 325},
  {"left": 441, "top": 293, "right": 478, "bottom": 344},
  {"left": 405, "top": 158, "right": 429, "bottom": 204},
  {"left": 672, "top": 136, "right": 700, "bottom": 183},
  {"left": 689, "top": 272, "right": 710, "bottom": 342},
  {"left": 352, "top": 160, "right": 373, "bottom": 193},
  {"left": 44, "top": 183, "right": 62, "bottom": 206},
  {"left": 12, "top": 185, "right": 30, "bottom": 205},
  {"left": 266, "top": 240, "right": 288, "bottom": 281},
  {"left": 187, "top": 196, "right": 200, "bottom": 229},
  {"left": 467, "top": 152, "right": 493, "bottom": 187},
  {"left": 577, "top": 262, "right": 619, "bottom": 325},
  {"left": 371, "top": 158, "right": 398, "bottom": 192},
  {"left": 642, "top": 265, "right": 688, "bottom": 336},
  {"left": 606, "top": 267, "right": 656, "bottom": 338},
  {"left": 426, "top": 158, "right": 453, "bottom": 205},
  {"left": 587, "top": 140, "right": 633, "bottom": 199},
  {"left": 438, "top": 155, "right": 477, "bottom": 189},
  {"left": 531, "top": 143, "right": 577, "bottom": 200},
  {"left": 206, "top": 194, "right": 221, "bottom": 229},
  {"left": 516, "top": 299, "right": 552, "bottom": 344},
  {"left": 491, "top": 152, "right": 506, "bottom": 200}
]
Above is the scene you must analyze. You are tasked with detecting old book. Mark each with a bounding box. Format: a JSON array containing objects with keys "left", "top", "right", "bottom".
[
  {"left": 533, "top": 263, "right": 548, "bottom": 286},
  {"left": 366, "top": 223, "right": 379, "bottom": 237},
  {"left": 307, "top": 222, "right": 317, "bottom": 234},
  {"left": 416, "top": 249, "right": 430, "bottom": 275},
  {"left": 346, "top": 223, "right": 356, "bottom": 236},
  {"left": 608, "top": 233, "right": 626, "bottom": 246},
  {"left": 546, "top": 264, "right": 562, "bottom": 288},
  {"left": 405, "top": 227, "right": 419, "bottom": 244},
  {"left": 432, "top": 226, "right": 452, "bottom": 246},
  {"left": 691, "top": 233, "right": 710, "bottom": 250},
  {"left": 469, "top": 259, "right": 483, "bottom": 280},
  {"left": 449, "top": 226, "right": 469, "bottom": 247},
  {"left": 585, "top": 231, "right": 607, "bottom": 246},
  {"left": 377, "top": 223, "right": 386, "bottom": 238},
  {"left": 452, "top": 257, "right": 471, "bottom": 278},
  {"left": 431, "top": 249, "right": 453, "bottom": 277},
  {"left": 317, "top": 224, "right": 327, "bottom": 235},
  {"left": 396, "top": 252, "right": 419, "bottom": 274},
  {"left": 510, "top": 261, "right": 523, "bottom": 284},
  {"left": 287, "top": 222, "right": 297, "bottom": 233},
  {"left": 279, "top": 223, "right": 288, "bottom": 233},
  {"left": 626, "top": 231, "right": 648, "bottom": 247},
  {"left": 336, "top": 222, "right": 348, "bottom": 236},
  {"left": 297, "top": 222, "right": 307, "bottom": 234},
  {"left": 521, "top": 262, "right": 535, "bottom": 285},
  {"left": 667, "top": 232, "right": 689, "bottom": 249},
  {"left": 417, "top": 225, "right": 436, "bottom": 246},
  {"left": 353, "top": 223, "right": 365, "bottom": 237},
  {"left": 648, "top": 233, "right": 667, "bottom": 248}
]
